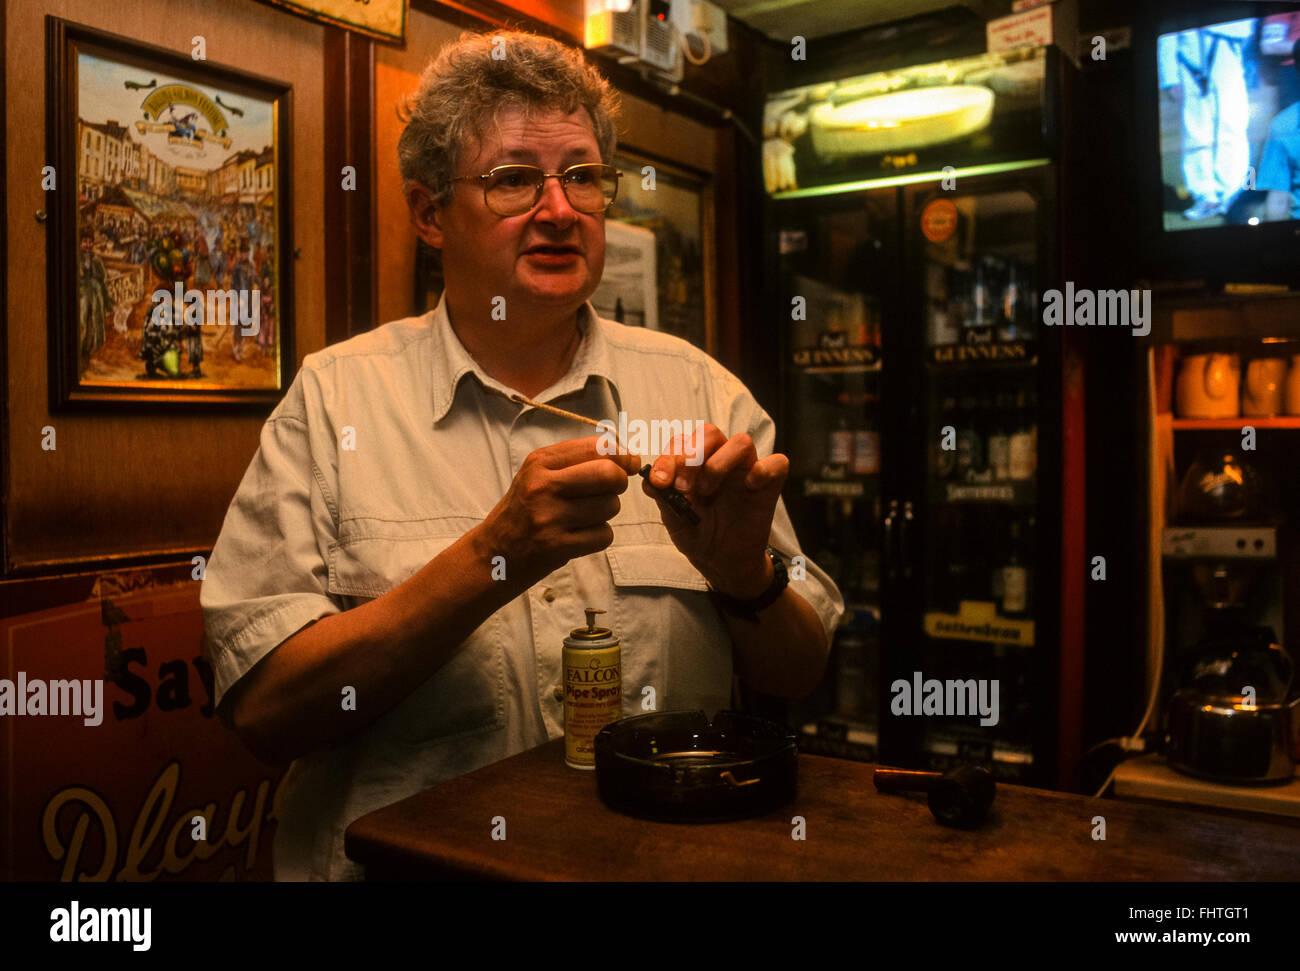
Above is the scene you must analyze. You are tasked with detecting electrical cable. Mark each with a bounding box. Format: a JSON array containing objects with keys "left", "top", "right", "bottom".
[{"left": 670, "top": 19, "right": 712, "bottom": 66}]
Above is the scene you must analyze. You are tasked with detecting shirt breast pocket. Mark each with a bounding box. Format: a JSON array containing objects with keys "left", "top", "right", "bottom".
[
  {"left": 327, "top": 520, "right": 505, "bottom": 745},
  {"left": 605, "top": 542, "right": 733, "bottom": 715}
]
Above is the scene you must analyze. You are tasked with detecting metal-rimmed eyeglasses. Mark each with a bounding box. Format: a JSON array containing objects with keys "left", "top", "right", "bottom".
[{"left": 449, "top": 163, "right": 622, "bottom": 216}]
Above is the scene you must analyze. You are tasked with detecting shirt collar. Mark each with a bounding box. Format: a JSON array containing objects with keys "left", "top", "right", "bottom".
[{"left": 429, "top": 297, "right": 620, "bottom": 424}]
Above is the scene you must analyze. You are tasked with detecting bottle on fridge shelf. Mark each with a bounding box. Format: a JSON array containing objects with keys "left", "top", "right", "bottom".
[
  {"left": 1008, "top": 389, "right": 1037, "bottom": 481},
  {"left": 997, "top": 258, "right": 1032, "bottom": 343},
  {"left": 1000, "top": 520, "right": 1029, "bottom": 617},
  {"left": 852, "top": 427, "right": 881, "bottom": 475},
  {"left": 928, "top": 262, "right": 959, "bottom": 346},
  {"left": 966, "top": 256, "right": 999, "bottom": 345},
  {"left": 988, "top": 391, "right": 1012, "bottom": 481},
  {"left": 827, "top": 416, "right": 853, "bottom": 478}
]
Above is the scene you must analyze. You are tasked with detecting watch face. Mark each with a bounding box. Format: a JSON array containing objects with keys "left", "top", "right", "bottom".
[{"left": 769, "top": 549, "right": 787, "bottom": 578}]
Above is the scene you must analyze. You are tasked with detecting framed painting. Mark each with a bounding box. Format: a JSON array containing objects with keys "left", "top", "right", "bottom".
[
  {"left": 604, "top": 149, "right": 716, "bottom": 356},
  {"left": 46, "top": 17, "right": 293, "bottom": 408}
]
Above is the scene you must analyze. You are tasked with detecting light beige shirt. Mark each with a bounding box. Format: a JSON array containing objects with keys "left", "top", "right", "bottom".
[{"left": 201, "top": 298, "right": 843, "bottom": 881}]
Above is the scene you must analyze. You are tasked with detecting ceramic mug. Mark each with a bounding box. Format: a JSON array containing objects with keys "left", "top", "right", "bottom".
[
  {"left": 1176, "top": 353, "right": 1240, "bottom": 418},
  {"left": 1243, "top": 358, "right": 1288, "bottom": 417},
  {"left": 1287, "top": 355, "right": 1300, "bottom": 416}
]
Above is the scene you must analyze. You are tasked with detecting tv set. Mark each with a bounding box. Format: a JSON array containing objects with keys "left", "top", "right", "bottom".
[{"left": 1137, "top": 1, "right": 1300, "bottom": 285}]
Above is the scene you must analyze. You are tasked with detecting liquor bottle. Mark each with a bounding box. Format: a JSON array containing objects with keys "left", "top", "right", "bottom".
[
  {"left": 987, "top": 391, "right": 1011, "bottom": 480},
  {"left": 1000, "top": 520, "right": 1028, "bottom": 617},
  {"left": 997, "top": 258, "right": 1027, "bottom": 343},
  {"left": 1008, "top": 389, "right": 1037, "bottom": 481},
  {"left": 966, "top": 256, "right": 999, "bottom": 345},
  {"left": 852, "top": 426, "right": 881, "bottom": 475},
  {"left": 928, "top": 263, "right": 958, "bottom": 346},
  {"left": 827, "top": 415, "right": 853, "bottom": 478}
]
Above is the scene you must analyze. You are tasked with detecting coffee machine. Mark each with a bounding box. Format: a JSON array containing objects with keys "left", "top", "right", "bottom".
[{"left": 1160, "top": 449, "right": 1297, "bottom": 784}]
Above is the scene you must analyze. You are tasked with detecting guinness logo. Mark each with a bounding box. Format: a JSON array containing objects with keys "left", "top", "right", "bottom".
[
  {"left": 931, "top": 342, "right": 1030, "bottom": 364},
  {"left": 791, "top": 346, "right": 878, "bottom": 368}
]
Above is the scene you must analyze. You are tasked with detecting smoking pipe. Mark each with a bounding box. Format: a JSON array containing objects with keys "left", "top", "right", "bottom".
[{"left": 872, "top": 764, "right": 996, "bottom": 828}]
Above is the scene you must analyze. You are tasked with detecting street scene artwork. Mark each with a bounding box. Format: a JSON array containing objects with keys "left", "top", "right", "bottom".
[{"left": 65, "top": 39, "right": 289, "bottom": 400}]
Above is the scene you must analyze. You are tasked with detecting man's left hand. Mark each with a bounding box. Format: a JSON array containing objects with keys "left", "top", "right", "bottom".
[{"left": 644, "top": 424, "right": 789, "bottom": 599}]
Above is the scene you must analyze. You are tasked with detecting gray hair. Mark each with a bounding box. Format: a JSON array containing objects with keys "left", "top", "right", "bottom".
[{"left": 398, "top": 30, "right": 621, "bottom": 206}]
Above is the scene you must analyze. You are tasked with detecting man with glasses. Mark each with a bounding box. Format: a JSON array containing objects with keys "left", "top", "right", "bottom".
[{"left": 201, "top": 29, "right": 842, "bottom": 881}]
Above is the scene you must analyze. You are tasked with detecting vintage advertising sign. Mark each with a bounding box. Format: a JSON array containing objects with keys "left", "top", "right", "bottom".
[
  {"left": 987, "top": 7, "right": 1055, "bottom": 53},
  {"left": 1, "top": 584, "right": 284, "bottom": 881},
  {"left": 921, "top": 198, "right": 959, "bottom": 243},
  {"left": 258, "top": 0, "right": 407, "bottom": 43},
  {"left": 923, "top": 600, "right": 1035, "bottom": 647}
]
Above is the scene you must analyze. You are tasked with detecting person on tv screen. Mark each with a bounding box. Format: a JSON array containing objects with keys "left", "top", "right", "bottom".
[
  {"left": 1158, "top": 18, "right": 1256, "bottom": 221},
  {"left": 1259, "top": 39, "right": 1300, "bottom": 222}
]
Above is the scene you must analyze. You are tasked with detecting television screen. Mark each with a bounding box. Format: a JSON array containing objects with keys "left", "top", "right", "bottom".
[{"left": 1157, "top": 12, "right": 1300, "bottom": 231}]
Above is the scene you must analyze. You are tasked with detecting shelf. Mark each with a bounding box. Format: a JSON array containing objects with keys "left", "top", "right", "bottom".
[
  {"left": 1114, "top": 754, "right": 1300, "bottom": 820},
  {"left": 792, "top": 364, "right": 882, "bottom": 376},
  {"left": 1170, "top": 417, "right": 1300, "bottom": 430}
]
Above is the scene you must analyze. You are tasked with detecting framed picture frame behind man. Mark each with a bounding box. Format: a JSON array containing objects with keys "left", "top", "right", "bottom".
[
  {"left": 606, "top": 149, "right": 716, "bottom": 356},
  {"left": 46, "top": 16, "right": 293, "bottom": 409}
]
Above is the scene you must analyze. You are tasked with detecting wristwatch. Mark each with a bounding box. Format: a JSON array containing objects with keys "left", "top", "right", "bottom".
[{"left": 708, "top": 547, "right": 789, "bottom": 624}]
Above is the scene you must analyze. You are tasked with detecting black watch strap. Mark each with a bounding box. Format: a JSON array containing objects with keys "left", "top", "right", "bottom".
[{"left": 709, "top": 547, "right": 789, "bottom": 624}]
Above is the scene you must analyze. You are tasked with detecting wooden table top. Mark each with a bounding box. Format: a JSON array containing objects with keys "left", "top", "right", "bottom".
[{"left": 344, "top": 738, "right": 1300, "bottom": 880}]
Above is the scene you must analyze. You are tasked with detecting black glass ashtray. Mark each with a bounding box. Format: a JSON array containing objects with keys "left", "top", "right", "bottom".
[{"left": 593, "top": 710, "right": 798, "bottom": 821}]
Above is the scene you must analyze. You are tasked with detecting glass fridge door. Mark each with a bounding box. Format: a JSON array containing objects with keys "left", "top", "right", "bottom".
[
  {"left": 903, "top": 179, "right": 1045, "bottom": 782},
  {"left": 774, "top": 189, "right": 901, "bottom": 761}
]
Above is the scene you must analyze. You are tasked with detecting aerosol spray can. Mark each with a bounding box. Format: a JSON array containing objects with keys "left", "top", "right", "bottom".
[{"left": 563, "top": 607, "right": 622, "bottom": 770}]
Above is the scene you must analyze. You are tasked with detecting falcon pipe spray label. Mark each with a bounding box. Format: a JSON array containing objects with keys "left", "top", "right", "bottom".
[{"left": 563, "top": 607, "right": 622, "bottom": 769}]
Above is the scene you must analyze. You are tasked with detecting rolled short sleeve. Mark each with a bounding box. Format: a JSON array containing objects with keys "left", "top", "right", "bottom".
[
  {"left": 1257, "top": 127, "right": 1299, "bottom": 196},
  {"left": 201, "top": 375, "right": 342, "bottom": 711},
  {"left": 717, "top": 369, "right": 846, "bottom": 649}
]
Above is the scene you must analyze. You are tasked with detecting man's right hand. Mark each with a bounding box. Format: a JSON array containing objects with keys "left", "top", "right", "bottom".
[{"left": 477, "top": 436, "right": 641, "bottom": 582}]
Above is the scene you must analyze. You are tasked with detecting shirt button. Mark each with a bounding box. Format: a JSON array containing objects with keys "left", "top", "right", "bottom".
[
  {"left": 543, "top": 588, "right": 556, "bottom": 602},
  {"left": 552, "top": 685, "right": 564, "bottom": 701}
]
